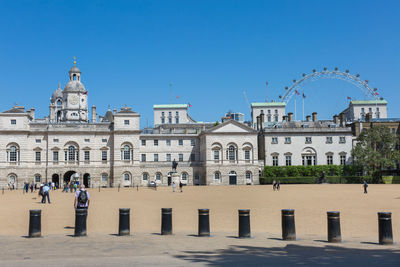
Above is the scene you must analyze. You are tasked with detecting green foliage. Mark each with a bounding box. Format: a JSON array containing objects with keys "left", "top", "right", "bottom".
[
  {"left": 382, "top": 176, "right": 400, "bottom": 184},
  {"left": 213, "top": 121, "right": 220, "bottom": 126},
  {"left": 264, "top": 165, "right": 347, "bottom": 178},
  {"left": 259, "top": 176, "right": 372, "bottom": 184},
  {"left": 352, "top": 126, "right": 400, "bottom": 179}
]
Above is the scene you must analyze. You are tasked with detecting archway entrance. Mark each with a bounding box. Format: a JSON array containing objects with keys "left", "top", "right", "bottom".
[
  {"left": 64, "top": 171, "right": 76, "bottom": 184},
  {"left": 52, "top": 174, "right": 60, "bottom": 188},
  {"left": 83, "top": 173, "right": 90, "bottom": 188},
  {"left": 229, "top": 171, "right": 237, "bottom": 185}
]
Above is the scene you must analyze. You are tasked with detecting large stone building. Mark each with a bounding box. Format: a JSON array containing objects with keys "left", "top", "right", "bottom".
[
  {"left": 0, "top": 62, "right": 392, "bottom": 188},
  {"left": 0, "top": 63, "right": 259, "bottom": 188}
]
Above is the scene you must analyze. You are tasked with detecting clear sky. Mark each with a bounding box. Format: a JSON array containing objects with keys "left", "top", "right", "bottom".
[{"left": 0, "top": 0, "right": 399, "bottom": 126}]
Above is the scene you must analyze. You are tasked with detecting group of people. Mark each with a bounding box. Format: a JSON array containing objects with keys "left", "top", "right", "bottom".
[
  {"left": 172, "top": 181, "right": 183, "bottom": 192},
  {"left": 62, "top": 181, "right": 79, "bottom": 193},
  {"left": 272, "top": 180, "right": 281, "bottom": 191}
]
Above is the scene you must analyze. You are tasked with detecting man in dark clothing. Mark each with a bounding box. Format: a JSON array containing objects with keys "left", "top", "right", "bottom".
[
  {"left": 363, "top": 180, "right": 368, "bottom": 194},
  {"left": 179, "top": 181, "right": 183, "bottom": 193}
]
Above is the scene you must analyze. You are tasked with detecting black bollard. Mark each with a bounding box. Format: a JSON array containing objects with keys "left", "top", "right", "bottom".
[
  {"left": 238, "top": 209, "right": 251, "bottom": 238},
  {"left": 2, "top": 187, "right": 4, "bottom": 194},
  {"left": 137, "top": 185, "right": 139, "bottom": 191},
  {"left": 118, "top": 184, "right": 120, "bottom": 192},
  {"left": 327, "top": 211, "right": 341, "bottom": 243},
  {"left": 378, "top": 212, "right": 393, "bottom": 245},
  {"left": 282, "top": 209, "right": 296, "bottom": 240},
  {"left": 198, "top": 209, "right": 210, "bottom": 237},
  {"left": 99, "top": 185, "right": 100, "bottom": 192},
  {"left": 161, "top": 208, "right": 172, "bottom": 235},
  {"left": 74, "top": 209, "right": 88, "bottom": 236},
  {"left": 29, "top": 209, "right": 41, "bottom": 238},
  {"left": 119, "top": 208, "right": 130, "bottom": 236}
]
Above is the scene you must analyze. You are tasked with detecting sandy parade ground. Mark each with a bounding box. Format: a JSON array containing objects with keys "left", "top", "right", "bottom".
[{"left": 0, "top": 184, "right": 399, "bottom": 266}]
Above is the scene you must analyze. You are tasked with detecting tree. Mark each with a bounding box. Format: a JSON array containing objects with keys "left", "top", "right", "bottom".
[{"left": 351, "top": 126, "right": 400, "bottom": 181}]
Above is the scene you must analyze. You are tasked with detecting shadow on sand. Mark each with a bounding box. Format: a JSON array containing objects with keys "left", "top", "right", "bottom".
[{"left": 174, "top": 244, "right": 400, "bottom": 266}]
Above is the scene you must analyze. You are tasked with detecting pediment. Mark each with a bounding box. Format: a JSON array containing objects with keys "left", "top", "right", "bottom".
[{"left": 208, "top": 120, "right": 256, "bottom": 133}]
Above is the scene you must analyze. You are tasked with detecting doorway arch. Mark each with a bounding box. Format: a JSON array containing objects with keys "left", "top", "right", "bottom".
[
  {"left": 229, "top": 171, "right": 237, "bottom": 185},
  {"left": 64, "top": 171, "right": 76, "bottom": 184},
  {"left": 83, "top": 173, "right": 90, "bottom": 188},
  {"left": 52, "top": 174, "right": 60, "bottom": 188}
]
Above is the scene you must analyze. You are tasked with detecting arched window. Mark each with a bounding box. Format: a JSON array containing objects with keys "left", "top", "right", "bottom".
[
  {"left": 155, "top": 172, "right": 162, "bottom": 181},
  {"left": 124, "top": 173, "right": 131, "bottom": 181},
  {"left": 9, "top": 146, "right": 17, "bottom": 162},
  {"left": 56, "top": 100, "right": 62, "bottom": 106},
  {"left": 228, "top": 145, "right": 236, "bottom": 161},
  {"left": 123, "top": 145, "right": 131, "bottom": 160},
  {"left": 181, "top": 172, "right": 188, "bottom": 181},
  {"left": 142, "top": 173, "right": 149, "bottom": 181},
  {"left": 214, "top": 172, "right": 221, "bottom": 180},
  {"left": 246, "top": 171, "right": 252, "bottom": 181},
  {"left": 9, "top": 174, "right": 16, "bottom": 184},
  {"left": 68, "top": 146, "right": 76, "bottom": 161}
]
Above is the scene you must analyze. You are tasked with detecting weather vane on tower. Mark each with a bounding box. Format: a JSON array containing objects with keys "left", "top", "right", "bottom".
[{"left": 73, "top": 56, "right": 77, "bottom": 66}]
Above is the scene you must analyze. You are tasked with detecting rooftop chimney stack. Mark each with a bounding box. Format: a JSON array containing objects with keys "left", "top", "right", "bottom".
[
  {"left": 312, "top": 112, "right": 317, "bottom": 122},
  {"left": 92, "top": 105, "right": 97, "bottom": 123},
  {"left": 339, "top": 113, "right": 346, "bottom": 127},
  {"left": 333, "top": 115, "right": 339, "bottom": 124},
  {"left": 260, "top": 113, "right": 265, "bottom": 127},
  {"left": 306, "top": 115, "right": 311, "bottom": 122},
  {"left": 365, "top": 113, "right": 371, "bottom": 122},
  {"left": 288, "top": 112, "right": 293, "bottom": 122}
]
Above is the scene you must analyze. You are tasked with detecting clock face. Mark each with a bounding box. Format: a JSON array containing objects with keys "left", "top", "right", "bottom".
[{"left": 70, "top": 95, "right": 79, "bottom": 105}]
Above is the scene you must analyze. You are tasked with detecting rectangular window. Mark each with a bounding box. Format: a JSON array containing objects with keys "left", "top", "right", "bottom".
[
  {"left": 284, "top": 137, "right": 291, "bottom": 144},
  {"left": 124, "top": 120, "right": 129, "bottom": 125},
  {"left": 161, "top": 118, "right": 165, "bottom": 124},
  {"left": 340, "top": 155, "right": 346, "bottom": 165},
  {"left": 102, "top": 138, "right": 107, "bottom": 143},
  {"left": 326, "top": 137, "right": 333, "bottom": 144},
  {"left": 190, "top": 153, "right": 195, "bottom": 161},
  {"left": 274, "top": 116, "right": 278, "bottom": 122},
  {"left": 179, "top": 139, "right": 183, "bottom": 146},
  {"left": 10, "top": 119, "right": 16, "bottom": 125},
  {"left": 35, "top": 151, "right": 41, "bottom": 162},
  {"left": 176, "top": 118, "right": 179, "bottom": 124},
  {"left": 35, "top": 139, "right": 41, "bottom": 143},
  {"left": 271, "top": 137, "right": 278, "bottom": 144},
  {"left": 214, "top": 150, "right": 219, "bottom": 160},
  {"left": 166, "top": 153, "right": 171, "bottom": 162},
  {"left": 285, "top": 155, "right": 292, "bottom": 166},
  {"left": 327, "top": 155, "right": 333, "bottom": 165},
  {"left": 245, "top": 150, "right": 250, "bottom": 160},
  {"left": 179, "top": 153, "right": 183, "bottom": 161},
  {"left": 53, "top": 151, "right": 58, "bottom": 162},
  {"left": 141, "top": 154, "right": 146, "bottom": 162},
  {"left": 101, "top": 174, "right": 108, "bottom": 181},
  {"left": 272, "top": 156, "right": 278, "bottom": 166},
  {"left": 168, "top": 118, "right": 172, "bottom": 124},
  {"left": 53, "top": 139, "right": 59, "bottom": 143},
  {"left": 154, "top": 140, "right": 158, "bottom": 146},
  {"left": 84, "top": 151, "right": 90, "bottom": 161},
  {"left": 166, "top": 139, "right": 171, "bottom": 146},
  {"left": 154, "top": 154, "right": 158, "bottom": 162},
  {"left": 191, "top": 139, "right": 195, "bottom": 146},
  {"left": 35, "top": 175, "right": 41, "bottom": 183},
  {"left": 339, "top": 137, "right": 346, "bottom": 143},
  {"left": 305, "top": 137, "right": 312, "bottom": 144},
  {"left": 84, "top": 138, "right": 90, "bottom": 142},
  {"left": 102, "top": 151, "right": 107, "bottom": 161},
  {"left": 141, "top": 140, "right": 146, "bottom": 146}
]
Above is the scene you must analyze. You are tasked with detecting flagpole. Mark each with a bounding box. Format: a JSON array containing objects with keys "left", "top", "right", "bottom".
[
  {"left": 294, "top": 98, "right": 297, "bottom": 121},
  {"left": 302, "top": 93, "right": 305, "bottom": 121}
]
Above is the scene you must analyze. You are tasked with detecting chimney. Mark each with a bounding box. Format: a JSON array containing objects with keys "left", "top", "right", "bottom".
[
  {"left": 30, "top": 108, "right": 35, "bottom": 120},
  {"left": 113, "top": 108, "right": 117, "bottom": 114},
  {"left": 256, "top": 116, "right": 261, "bottom": 131},
  {"left": 339, "top": 113, "right": 346, "bottom": 127},
  {"left": 92, "top": 105, "right": 97, "bottom": 123},
  {"left": 288, "top": 112, "right": 293, "bottom": 122},
  {"left": 99, "top": 116, "right": 104, "bottom": 122},
  {"left": 260, "top": 113, "right": 265, "bottom": 126},
  {"left": 282, "top": 115, "right": 287, "bottom": 122},
  {"left": 306, "top": 115, "right": 311, "bottom": 122},
  {"left": 333, "top": 114, "right": 339, "bottom": 124},
  {"left": 312, "top": 112, "right": 317, "bottom": 122},
  {"left": 365, "top": 113, "right": 371, "bottom": 122}
]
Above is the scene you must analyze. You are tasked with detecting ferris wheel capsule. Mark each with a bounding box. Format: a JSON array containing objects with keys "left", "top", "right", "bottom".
[
  {"left": 345, "top": 69, "right": 349, "bottom": 73},
  {"left": 334, "top": 67, "right": 338, "bottom": 71},
  {"left": 323, "top": 67, "right": 327, "bottom": 71}
]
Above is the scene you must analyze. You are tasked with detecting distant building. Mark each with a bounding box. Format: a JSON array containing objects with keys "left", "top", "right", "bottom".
[
  {"left": 251, "top": 102, "right": 286, "bottom": 129},
  {"left": 341, "top": 100, "right": 387, "bottom": 122}
]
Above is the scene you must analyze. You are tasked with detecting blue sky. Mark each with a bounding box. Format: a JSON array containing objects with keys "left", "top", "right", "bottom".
[{"left": 0, "top": 0, "right": 399, "bottom": 126}]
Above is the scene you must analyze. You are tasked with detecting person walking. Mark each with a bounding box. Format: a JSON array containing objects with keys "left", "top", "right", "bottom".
[
  {"left": 363, "top": 180, "right": 368, "bottom": 194},
  {"left": 277, "top": 180, "right": 281, "bottom": 191},
  {"left": 179, "top": 181, "right": 183, "bottom": 193},
  {"left": 272, "top": 180, "right": 276, "bottom": 191},
  {"left": 42, "top": 183, "right": 51, "bottom": 204},
  {"left": 30, "top": 182, "right": 34, "bottom": 193},
  {"left": 172, "top": 182, "right": 176, "bottom": 192},
  {"left": 74, "top": 185, "right": 90, "bottom": 210}
]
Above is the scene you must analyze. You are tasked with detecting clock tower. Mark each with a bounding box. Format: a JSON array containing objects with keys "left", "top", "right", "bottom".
[{"left": 61, "top": 58, "right": 89, "bottom": 122}]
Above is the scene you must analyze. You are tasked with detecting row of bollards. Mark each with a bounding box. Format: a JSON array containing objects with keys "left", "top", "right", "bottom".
[{"left": 28, "top": 208, "right": 394, "bottom": 245}]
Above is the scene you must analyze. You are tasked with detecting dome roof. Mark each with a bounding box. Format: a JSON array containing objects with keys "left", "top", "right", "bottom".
[
  {"left": 51, "top": 88, "right": 63, "bottom": 102},
  {"left": 69, "top": 66, "right": 81, "bottom": 73},
  {"left": 63, "top": 80, "right": 86, "bottom": 92}
]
